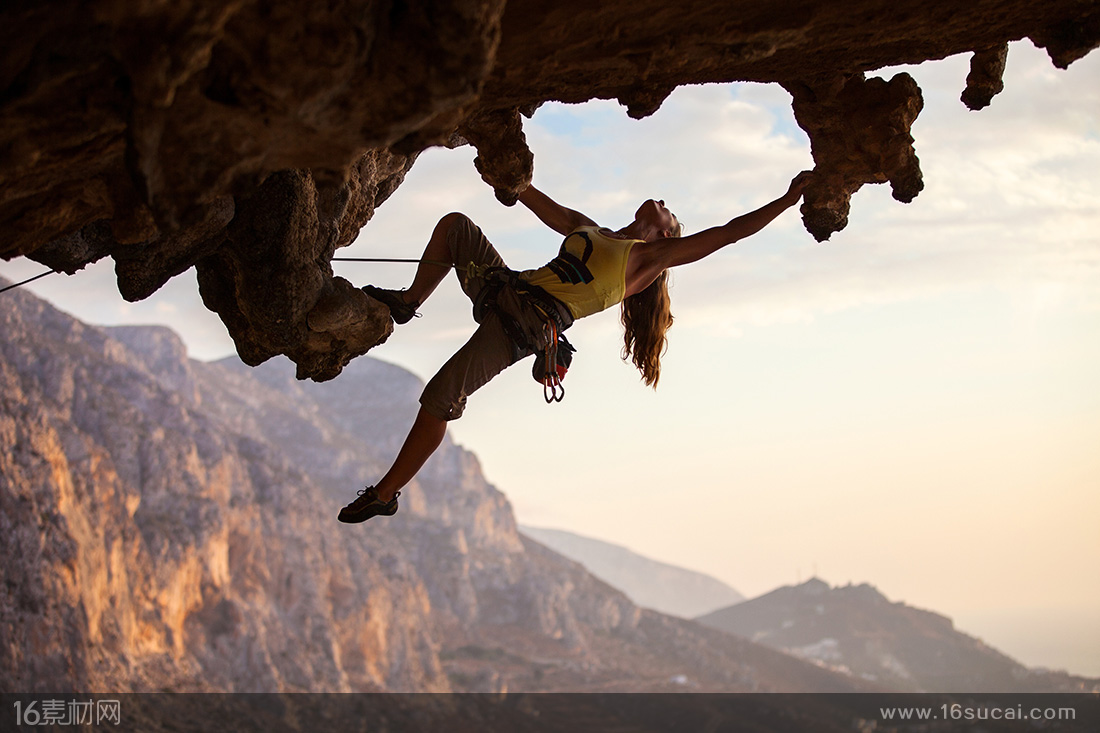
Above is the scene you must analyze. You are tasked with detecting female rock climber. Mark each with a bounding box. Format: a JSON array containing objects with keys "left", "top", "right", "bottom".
[{"left": 338, "top": 170, "right": 814, "bottom": 523}]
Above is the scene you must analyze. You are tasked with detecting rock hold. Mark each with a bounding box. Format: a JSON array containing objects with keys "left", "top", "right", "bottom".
[
  {"left": 786, "top": 73, "right": 925, "bottom": 242},
  {"left": 460, "top": 107, "right": 534, "bottom": 206},
  {"left": 961, "top": 45, "right": 1009, "bottom": 111},
  {"left": 618, "top": 84, "right": 676, "bottom": 120},
  {"left": 1029, "top": 11, "right": 1100, "bottom": 70}
]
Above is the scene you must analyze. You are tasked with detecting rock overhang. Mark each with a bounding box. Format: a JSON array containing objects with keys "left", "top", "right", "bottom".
[{"left": 1, "top": 0, "right": 1096, "bottom": 379}]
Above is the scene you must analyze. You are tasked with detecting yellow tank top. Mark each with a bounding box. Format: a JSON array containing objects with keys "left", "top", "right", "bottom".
[{"left": 519, "top": 226, "right": 639, "bottom": 319}]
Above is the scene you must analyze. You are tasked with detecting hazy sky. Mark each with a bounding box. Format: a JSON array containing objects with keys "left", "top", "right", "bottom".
[{"left": 3, "top": 42, "right": 1097, "bottom": 676}]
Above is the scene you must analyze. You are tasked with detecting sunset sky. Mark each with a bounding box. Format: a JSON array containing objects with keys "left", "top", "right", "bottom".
[{"left": 3, "top": 41, "right": 1097, "bottom": 675}]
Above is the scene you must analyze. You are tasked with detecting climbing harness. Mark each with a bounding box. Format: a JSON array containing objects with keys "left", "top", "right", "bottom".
[
  {"left": 471, "top": 266, "right": 577, "bottom": 404},
  {"left": 343, "top": 258, "right": 579, "bottom": 403}
]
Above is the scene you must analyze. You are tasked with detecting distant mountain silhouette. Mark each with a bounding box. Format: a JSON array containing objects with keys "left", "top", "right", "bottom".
[
  {"left": 697, "top": 578, "right": 1097, "bottom": 693},
  {"left": 520, "top": 525, "right": 744, "bottom": 618}
]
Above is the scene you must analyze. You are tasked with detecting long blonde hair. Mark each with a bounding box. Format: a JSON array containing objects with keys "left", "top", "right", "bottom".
[{"left": 621, "top": 220, "right": 681, "bottom": 388}]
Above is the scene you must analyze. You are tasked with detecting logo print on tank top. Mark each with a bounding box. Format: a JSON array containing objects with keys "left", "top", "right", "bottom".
[{"left": 547, "top": 231, "right": 595, "bottom": 284}]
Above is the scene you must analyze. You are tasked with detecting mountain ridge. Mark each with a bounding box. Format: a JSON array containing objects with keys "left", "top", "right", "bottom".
[
  {"left": 519, "top": 525, "right": 744, "bottom": 619},
  {"left": 697, "top": 577, "right": 1098, "bottom": 693}
]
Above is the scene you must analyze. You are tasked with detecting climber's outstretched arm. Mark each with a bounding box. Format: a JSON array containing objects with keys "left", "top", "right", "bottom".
[
  {"left": 519, "top": 185, "right": 597, "bottom": 236},
  {"left": 649, "top": 171, "right": 813, "bottom": 270}
]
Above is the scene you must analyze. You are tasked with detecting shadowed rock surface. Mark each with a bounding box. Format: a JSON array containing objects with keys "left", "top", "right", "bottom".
[{"left": 2, "top": 1, "right": 1097, "bottom": 378}]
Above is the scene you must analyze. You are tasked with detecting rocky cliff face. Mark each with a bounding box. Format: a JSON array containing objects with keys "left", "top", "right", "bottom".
[
  {"left": 2, "top": 1, "right": 1096, "bottom": 379},
  {"left": 0, "top": 282, "right": 448, "bottom": 692},
  {"left": 2, "top": 281, "right": 874, "bottom": 693}
]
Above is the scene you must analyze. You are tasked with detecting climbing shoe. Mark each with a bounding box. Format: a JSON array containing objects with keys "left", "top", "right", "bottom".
[
  {"left": 361, "top": 285, "right": 419, "bottom": 325},
  {"left": 338, "top": 486, "right": 400, "bottom": 523}
]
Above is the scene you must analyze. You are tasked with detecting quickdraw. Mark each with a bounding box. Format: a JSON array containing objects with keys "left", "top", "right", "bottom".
[{"left": 537, "top": 319, "right": 567, "bottom": 403}]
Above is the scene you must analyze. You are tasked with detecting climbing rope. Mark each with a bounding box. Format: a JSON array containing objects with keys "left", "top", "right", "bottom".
[
  {"left": 0, "top": 257, "right": 449, "bottom": 296},
  {"left": 0, "top": 269, "right": 54, "bottom": 294},
  {"left": 332, "top": 257, "right": 451, "bottom": 266}
]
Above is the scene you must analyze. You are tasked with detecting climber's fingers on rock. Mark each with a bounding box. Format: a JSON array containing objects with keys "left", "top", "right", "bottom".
[{"left": 786, "top": 170, "right": 816, "bottom": 199}]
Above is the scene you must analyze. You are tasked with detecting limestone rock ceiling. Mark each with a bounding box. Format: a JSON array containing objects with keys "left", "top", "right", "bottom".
[{"left": 1, "top": 0, "right": 1097, "bottom": 380}]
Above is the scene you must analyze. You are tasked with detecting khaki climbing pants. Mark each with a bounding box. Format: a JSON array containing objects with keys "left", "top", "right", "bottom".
[{"left": 419, "top": 214, "right": 565, "bottom": 421}]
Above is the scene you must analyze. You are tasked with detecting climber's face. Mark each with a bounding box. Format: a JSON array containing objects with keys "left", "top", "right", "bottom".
[{"left": 635, "top": 199, "right": 680, "bottom": 238}]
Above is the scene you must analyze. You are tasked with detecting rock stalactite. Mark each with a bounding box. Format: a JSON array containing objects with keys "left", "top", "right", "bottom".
[
  {"left": 785, "top": 73, "right": 925, "bottom": 242},
  {"left": 194, "top": 148, "right": 415, "bottom": 380},
  {"left": 1, "top": 0, "right": 1097, "bottom": 378},
  {"left": 459, "top": 106, "right": 534, "bottom": 206},
  {"left": 961, "top": 44, "right": 1010, "bottom": 111}
]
